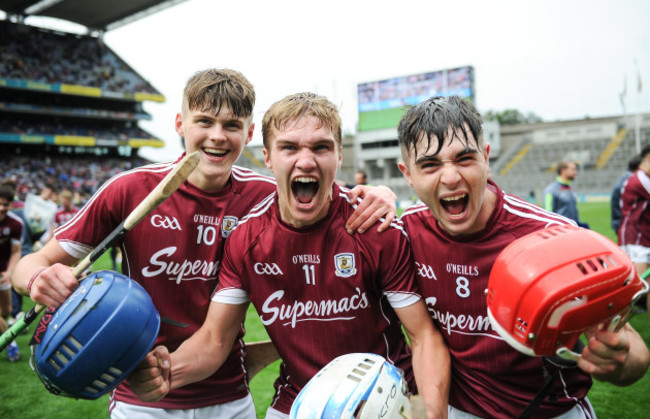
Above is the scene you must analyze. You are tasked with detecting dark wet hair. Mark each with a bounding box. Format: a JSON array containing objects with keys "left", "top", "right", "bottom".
[{"left": 397, "top": 95, "right": 483, "bottom": 160}]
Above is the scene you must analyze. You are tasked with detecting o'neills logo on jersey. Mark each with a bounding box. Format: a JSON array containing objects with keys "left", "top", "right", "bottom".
[
  {"left": 141, "top": 246, "right": 219, "bottom": 284},
  {"left": 425, "top": 296, "right": 493, "bottom": 337},
  {"left": 221, "top": 216, "right": 238, "bottom": 238},
  {"left": 151, "top": 215, "right": 182, "bottom": 230},
  {"left": 446, "top": 263, "right": 479, "bottom": 276},
  {"left": 260, "top": 288, "right": 369, "bottom": 328},
  {"left": 334, "top": 253, "right": 357, "bottom": 278}
]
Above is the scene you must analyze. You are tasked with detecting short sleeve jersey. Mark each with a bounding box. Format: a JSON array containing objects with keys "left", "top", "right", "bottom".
[
  {"left": 0, "top": 211, "right": 23, "bottom": 271},
  {"left": 54, "top": 155, "right": 276, "bottom": 409},
  {"left": 619, "top": 170, "right": 650, "bottom": 247},
  {"left": 214, "top": 184, "right": 420, "bottom": 414},
  {"left": 400, "top": 180, "right": 592, "bottom": 418}
]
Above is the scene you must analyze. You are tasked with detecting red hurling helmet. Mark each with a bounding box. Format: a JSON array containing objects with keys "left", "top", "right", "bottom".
[{"left": 487, "top": 225, "right": 648, "bottom": 360}]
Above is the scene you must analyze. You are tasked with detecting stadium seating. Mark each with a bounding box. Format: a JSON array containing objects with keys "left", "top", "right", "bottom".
[
  {"left": 0, "top": 20, "right": 159, "bottom": 94},
  {"left": 0, "top": 19, "right": 164, "bottom": 165},
  {"left": 491, "top": 116, "right": 650, "bottom": 201}
]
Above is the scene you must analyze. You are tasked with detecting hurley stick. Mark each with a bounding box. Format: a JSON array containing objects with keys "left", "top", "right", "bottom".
[{"left": 0, "top": 151, "right": 200, "bottom": 351}]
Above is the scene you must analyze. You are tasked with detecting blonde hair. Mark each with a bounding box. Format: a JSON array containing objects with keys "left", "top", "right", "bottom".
[{"left": 262, "top": 92, "right": 342, "bottom": 148}]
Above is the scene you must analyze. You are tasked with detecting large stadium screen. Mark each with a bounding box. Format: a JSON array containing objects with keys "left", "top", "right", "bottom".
[{"left": 357, "top": 66, "right": 474, "bottom": 131}]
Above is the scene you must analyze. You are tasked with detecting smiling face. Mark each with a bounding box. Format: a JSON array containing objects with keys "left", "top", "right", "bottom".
[
  {"left": 264, "top": 115, "right": 342, "bottom": 228},
  {"left": 175, "top": 106, "right": 253, "bottom": 192},
  {"left": 399, "top": 126, "right": 494, "bottom": 236}
]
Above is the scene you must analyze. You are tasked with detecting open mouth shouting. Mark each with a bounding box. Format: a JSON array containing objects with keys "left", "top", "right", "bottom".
[
  {"left": 292, "top": 176, "right": 319, "bottom": 205},
  {"left": 440, "top": 193, "right": 468, "bottom": 217}
]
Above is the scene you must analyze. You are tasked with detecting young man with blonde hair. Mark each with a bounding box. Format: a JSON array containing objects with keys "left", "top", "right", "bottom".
[{"left": 129, "top": 92, "right": 450, "bottom": 419}]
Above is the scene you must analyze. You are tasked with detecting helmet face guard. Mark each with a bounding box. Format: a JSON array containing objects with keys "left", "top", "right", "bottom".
[
  {"left": 32, "top": 270, "right": 160, "bottom": 399},
  {"left": 290, "top": 353, "right": 412, "bottom": 419},
  {"left": 487, "top": 225, "right": 648, "bottom": 359}
]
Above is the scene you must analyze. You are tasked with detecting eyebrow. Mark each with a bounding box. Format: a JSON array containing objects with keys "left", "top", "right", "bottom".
[{"left": 414, "top": 148, "right": 478, "bottom": 166}]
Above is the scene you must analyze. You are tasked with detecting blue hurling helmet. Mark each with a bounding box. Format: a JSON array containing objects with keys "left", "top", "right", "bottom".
[{"left": 33, "top": 270, "right": 160, "bottom": 399}]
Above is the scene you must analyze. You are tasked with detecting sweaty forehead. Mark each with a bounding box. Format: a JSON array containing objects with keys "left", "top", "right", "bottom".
[{"left": 414, "top": 127, "right": 477, "bottom": 158}]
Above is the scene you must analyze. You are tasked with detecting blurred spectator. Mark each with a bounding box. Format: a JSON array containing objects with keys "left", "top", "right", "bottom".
[
  {"left": 354, "top": 169, "right": 369, "bottom": 186},
  {"left": 0, "top": 183, "right": 22, "bottom": 361},
  {"left": 611, "top": 155, "right": 642, "bottom": 234},
  {"left": 619, "top": 145, "right": 650, "bottom": 311},
  {"left": 543, "top": 161, "right": 589, "bottom": 228},
  {"left": 0, "top": 179, "right": 29, "bottom": 324},
  {"left": 24, "top": 183, "right": 58, "bottom": 248},
  {"left": 40, "top": 189, "right": 78, "bottom": 244}
]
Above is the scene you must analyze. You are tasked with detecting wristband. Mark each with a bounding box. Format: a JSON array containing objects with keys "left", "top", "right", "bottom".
[{"left": 27, "top": 267, "right": 47, "bottom": 295}]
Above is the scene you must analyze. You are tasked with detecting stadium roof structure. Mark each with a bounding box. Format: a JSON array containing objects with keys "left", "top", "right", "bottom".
[{"left": 0, "top": 0, "right": 189, "bottom": 31}]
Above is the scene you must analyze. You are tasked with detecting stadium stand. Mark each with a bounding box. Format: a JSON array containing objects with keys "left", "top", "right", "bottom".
[
  {"left": 490, "top": 114, "right": 650, "bottom": 201},
  {"left": 0, "top": 16, "right": 165, "bottom": 197}
]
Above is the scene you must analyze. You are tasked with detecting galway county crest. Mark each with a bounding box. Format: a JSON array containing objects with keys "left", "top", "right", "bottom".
[
  {"left": 221, "top": 216, "right": 239, "bottom": 238},
  {"left": 334, "top": 253, "right": 357, "bottom": 278}
]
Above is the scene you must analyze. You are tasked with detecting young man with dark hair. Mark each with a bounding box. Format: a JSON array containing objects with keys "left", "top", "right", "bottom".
[{"left": 397, "top": 95, "right": 649, "bottom": 418}]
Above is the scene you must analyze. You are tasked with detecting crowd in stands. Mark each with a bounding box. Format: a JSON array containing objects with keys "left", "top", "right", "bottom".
[
  {"left": 0, "top": 154, "right": 150, "bottom": 201},
  {"left": 0, "top": 116, "right": 153, "bottom": 140},
  {"left": 0, "top": 20, "right": 159, "bottom": 95}
]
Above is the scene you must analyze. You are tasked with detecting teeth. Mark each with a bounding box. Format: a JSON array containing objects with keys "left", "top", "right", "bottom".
[
  {"left": 294, "top": 177, "right": 317, "bottom": 183},
  {"left": 441, "top": 194, "right": 466, "bottom": 202},
  {"left": 204, "top": 148, "right": 227, "bottom": 156}
]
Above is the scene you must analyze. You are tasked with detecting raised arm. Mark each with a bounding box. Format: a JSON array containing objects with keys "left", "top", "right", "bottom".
[
  {"left": 128, "top": 301, "right": 248, "bottom": 402},
  {"left": 395, "top": 300, "right": 450, "bottom": 419}
]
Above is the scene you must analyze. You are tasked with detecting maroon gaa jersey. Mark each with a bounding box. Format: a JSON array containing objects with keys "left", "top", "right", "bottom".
[
  {"left": 401, "top": 180, "right": 592, "bottom": 419},
  {"left": 619, "top": 170, "right": 650, "bottom": 248},
  {"left": 214, "top": 183, "right": 421, "bottom": 414},
  {"left": 55, "top": 154, "right": 276, "bottom": 409},
  {"left": 53, "top": 207, "right": 79, "bottom": 229},
  {"left": 0, "top": 211, "right": 23, "bottom": 271}
]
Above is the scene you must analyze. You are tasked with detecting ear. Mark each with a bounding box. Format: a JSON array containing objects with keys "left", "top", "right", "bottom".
[
  {"left": 483, "top": 142, "right": 491, "bottom": 162},
  {"left": 337, "top": 146, "right": 343, "bottom": 170},
  {"left": 175, "top": 113, "right": 184, "bottom": 137},
  {"left": 245, "top": 122, "right": 255, "bottom": 146},
  {"left": 263, "top": 147, "right": 272, "bottom": 171},
  {"left": 398, "top": 161, "right": 414, "bottom": 188}
]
